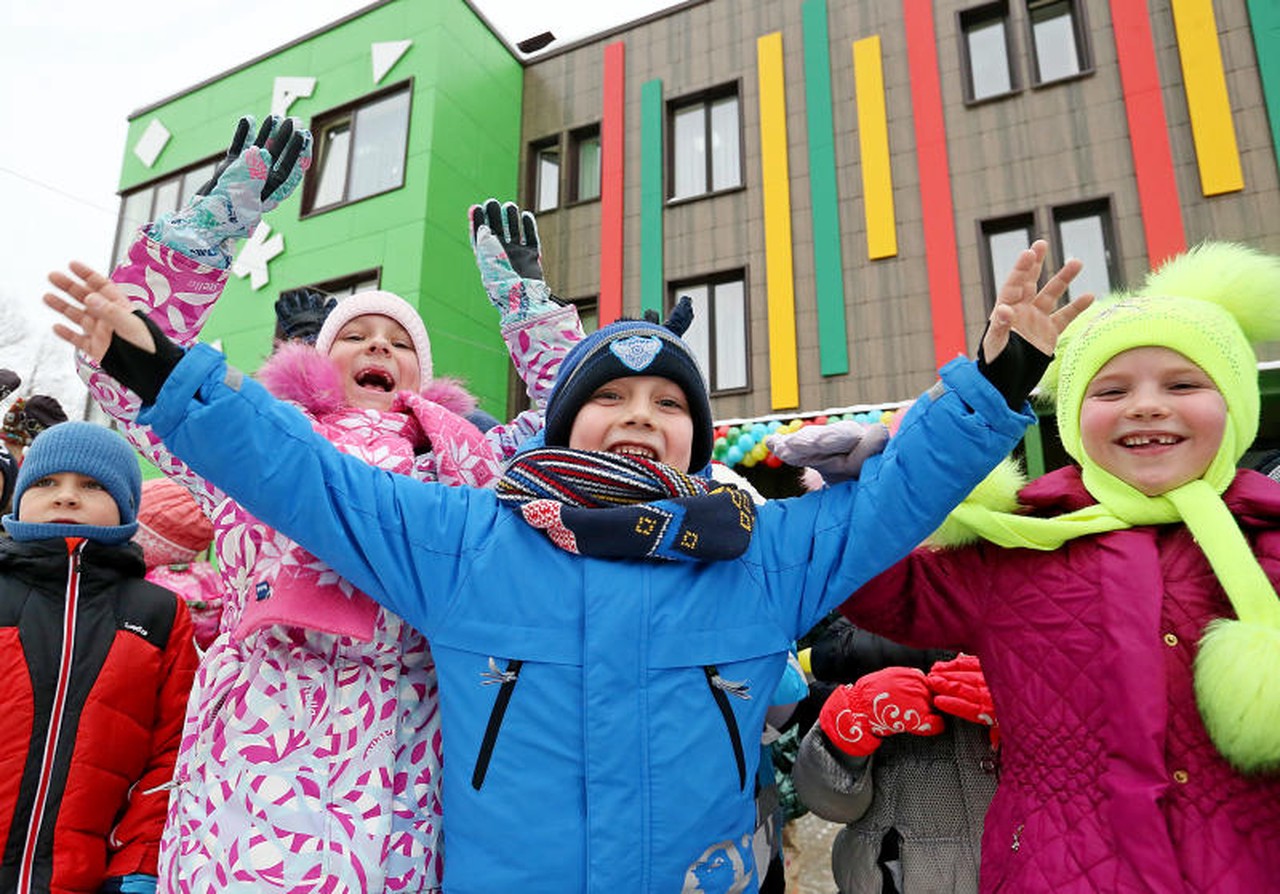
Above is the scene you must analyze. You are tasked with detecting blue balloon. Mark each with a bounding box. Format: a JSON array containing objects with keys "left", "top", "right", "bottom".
[
  {"left": 726, "top": 445, "right": 744, "bottom": 465},
  {"left": 767, "top": 419, "right": 782, "bottom": 433},
  {"left": 737, "top": 433, "right": 756, "bottom": 450}
]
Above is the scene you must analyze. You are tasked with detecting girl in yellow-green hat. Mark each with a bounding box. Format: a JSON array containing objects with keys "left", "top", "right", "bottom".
[{"left": 800, "top": 242, "right": 1280, "bottom": 893}]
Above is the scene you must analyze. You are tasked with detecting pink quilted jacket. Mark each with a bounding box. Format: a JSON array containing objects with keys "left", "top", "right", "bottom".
[
  {"left": 844, "top": 465, "right": 1280, "bottom": 893},
  {"left": 82, "top": 232, "right": 581, "bottom": 893}
]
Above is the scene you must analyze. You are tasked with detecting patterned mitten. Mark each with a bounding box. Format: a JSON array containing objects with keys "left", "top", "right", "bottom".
[
  {"left": 819, "top": 666, "right": 945, "bottom": 757},
  {"left": 765, "top": 420, "right": 890, "bottom": 484},
  {"left": 927, "top": 653, "right": 1000, "bottom": 747},
  {"left": 149, "top": 115, "right": 312, "bottom": 268},
  {"left": 469, "top": 198, "right": 558, "bottom": 325}
]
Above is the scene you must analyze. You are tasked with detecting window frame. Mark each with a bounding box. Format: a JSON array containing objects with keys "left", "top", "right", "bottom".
[
  {"left": 111, "top": 154, "right": 220, "bottom": 267},
  {"left": 666, "top": 82, "right": 745, "bottom": 205},
  {"left": 1025, "top": 0, "right": 1093, "bottom": 88},
  {"left": 1051, "top": 196, "right": 1120, "bottom": 302},
  {"left": 567, "top": 124, "right": 602, "bottom": 206},
  {"left": 299, "top": 79, "right": 413, "bottom": 218},
  {"left": 978, "top": 211, "right": 1039, "bottom": 314},
  {"left": 527, "top": 135, "right": 562, "bottom": 214},
  {"left": 958, "top": 1, "right": 1020, "bottom": 105},
  {"left": 668, "top": 270, "right": 751, "bottom": 396},
  {"left": 286, "top": 268, "right": 382, "bottom": 302}
]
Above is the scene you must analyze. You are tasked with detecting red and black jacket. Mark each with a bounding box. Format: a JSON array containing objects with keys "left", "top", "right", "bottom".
[{"left": 0, "top": 535, "right": 196, "bottom": 894}]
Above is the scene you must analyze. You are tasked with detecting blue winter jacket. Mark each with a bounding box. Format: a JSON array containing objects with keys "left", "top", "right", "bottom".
[{"left": 139, "top": 345, "right": 1030, "bottom": 894}]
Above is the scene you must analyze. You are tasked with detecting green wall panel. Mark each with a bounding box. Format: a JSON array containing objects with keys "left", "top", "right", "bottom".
[{"left": 119, "top": 0, "right": 522, "bottom": 414}]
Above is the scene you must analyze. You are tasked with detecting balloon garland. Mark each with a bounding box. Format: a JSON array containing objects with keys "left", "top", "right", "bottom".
[{"left": 711, "top": 408, "right": 901, "bottom": 469}]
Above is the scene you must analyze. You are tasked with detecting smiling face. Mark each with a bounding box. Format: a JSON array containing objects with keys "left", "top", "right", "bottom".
[
  {"left": 1078, "top": 346, "right": 1227, "bottom": 496},
  {"left": 568, "top": 375, "right": 695, "bottom": 472},
  {"left": 18, "top": 472, "right": 121, "bottom": 527},
  {"left": 326, "top": 314, "right": 421, "bottom": 411}
]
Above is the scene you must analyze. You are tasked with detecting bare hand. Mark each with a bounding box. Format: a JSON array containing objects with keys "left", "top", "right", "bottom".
[
  {"left": 982, "top": 240, "right": 1095, "bottom": 360},
  {"left": 45, "top": 262, "right": 156, "bottom": 362}
]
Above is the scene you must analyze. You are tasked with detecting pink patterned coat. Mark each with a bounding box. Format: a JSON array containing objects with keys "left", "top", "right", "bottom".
[{"left": 82, "top": 233, "right": 582, "bottom": 893}]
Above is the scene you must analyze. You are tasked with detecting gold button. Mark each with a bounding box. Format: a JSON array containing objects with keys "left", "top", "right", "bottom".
[
  {"left": 1173, "top": 769, "right": 1189, "bottom": 784},
  {"left": 1163, "top": 633, "right": 1179, "bottom": 647}
]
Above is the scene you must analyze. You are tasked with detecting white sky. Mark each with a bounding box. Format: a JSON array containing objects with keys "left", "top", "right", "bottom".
[{"left": 0, "top": 0, "right": 677, "bottom": 328}]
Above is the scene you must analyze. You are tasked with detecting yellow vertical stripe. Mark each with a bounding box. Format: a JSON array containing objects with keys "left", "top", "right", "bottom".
[
  {"left": 854, "top": 35, "right": 897, "bottom": 259},
  {"left": 1171, "top": 0, "right": 1244, "bottom": 195},
  {"left": 756, "top": 32, "right": 800, "bottom": 410}
]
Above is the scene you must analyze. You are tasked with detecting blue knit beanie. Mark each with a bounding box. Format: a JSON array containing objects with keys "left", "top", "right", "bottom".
[
  {"left": 544, "top": 297, "right": 713, "bottom": 472},
  {"left": 2, "top": 422, "right": 142, "bottom": 545}
]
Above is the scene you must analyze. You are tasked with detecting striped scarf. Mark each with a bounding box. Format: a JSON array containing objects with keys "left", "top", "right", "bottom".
[{"left": 496, "top": 448, "right": 756, "bottom": 561}]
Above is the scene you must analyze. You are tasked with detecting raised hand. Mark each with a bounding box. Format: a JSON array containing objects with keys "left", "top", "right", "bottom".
[
  {"left": 468, "top": 198, "right": 558, "bottom": 324},
  {"left": 819, "top": 666, "right": 945, "bottom": 757},
  {"left": 149, "top": 114, "right": 312, "bottom": 268},
  {"left": 983, "top": 240, "right": 1094, "bottom": 361},
  {"left": 764, "top": 420, "right": 889, "bottom": 484},
  {"left": 45, "top": 262, "right": 156, "bottom": 362}
]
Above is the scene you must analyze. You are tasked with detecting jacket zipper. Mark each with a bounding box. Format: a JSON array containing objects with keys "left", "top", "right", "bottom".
[
  {"left": 472, "top": 658, "right": 524, "bottom": 790},
  {"left": 18, "top": 538, "right": 84, "bottom": 893},
  {"left": 703, "top": 665, "right": 749, "bottom": 791}
]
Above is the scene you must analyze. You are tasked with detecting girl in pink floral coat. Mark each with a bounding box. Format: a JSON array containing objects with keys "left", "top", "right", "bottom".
[{"left": 62, "top": 116, "right": 581, "bottom": 892}]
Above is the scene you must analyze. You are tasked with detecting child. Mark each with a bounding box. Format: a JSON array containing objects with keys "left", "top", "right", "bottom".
[
  {"left": 135, "top": 477, "right": 223, "bottom": 650},
  {"left": 2, "top": 394, "right": 69, "bottom": 464},
  {"left": 780, "top": 241, "right": 1280, "bottom": 892},
  {"left": 49, "top": 116, "right": 585, "bottom": 892},
  {"left": 0, "top": 422, "right": 196, "bottom": 894},
  {"left": 790, "top": 617, "right": 997, "bottom": 894},
  {"left": 47, "top": 237, "right": 1085, "bottom": 891}
]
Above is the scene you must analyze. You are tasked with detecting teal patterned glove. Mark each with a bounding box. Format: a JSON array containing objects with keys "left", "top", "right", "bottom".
[
  {"left": 149, "top": 115, "right": 312, "bottom": 268},
  {"left": 469, "top": 198, "right": 560, "bottom": 324}
]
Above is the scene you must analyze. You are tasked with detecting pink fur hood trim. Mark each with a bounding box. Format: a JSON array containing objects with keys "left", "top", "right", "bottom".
[{"left": 256, "top": 342, "right": 477, "bottom": 417}]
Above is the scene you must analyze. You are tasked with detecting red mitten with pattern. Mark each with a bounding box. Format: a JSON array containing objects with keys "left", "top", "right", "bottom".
[
  {"left": 818, "top": 666, "right": 945, "bottom": 757},
  {"left": 927, "top": 653, "right": 1000, "bottom": 747}
]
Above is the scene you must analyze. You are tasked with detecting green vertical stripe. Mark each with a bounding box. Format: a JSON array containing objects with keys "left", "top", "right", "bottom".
[
  {"left": 802, "top": 0, "right": 850, "bottom": 375},
  {"left": 1246, "top": 0, "right": 1280, "bottom": 178},
  {"left": 641, "top": 79, "right": 665, "bottom": 318}
]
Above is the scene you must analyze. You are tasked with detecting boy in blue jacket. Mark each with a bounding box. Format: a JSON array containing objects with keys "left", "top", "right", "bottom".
[{"left": 45, "top": 238, "right": 1086, "bottom": 893}]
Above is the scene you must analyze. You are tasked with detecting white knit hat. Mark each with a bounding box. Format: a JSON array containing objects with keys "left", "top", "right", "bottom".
[{"left": 314, "top": 290, "right": 433, "bottom": 386}]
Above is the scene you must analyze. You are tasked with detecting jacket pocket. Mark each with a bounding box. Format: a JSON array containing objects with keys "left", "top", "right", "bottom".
[
  {"left": 471, "top": 657, "right": 523, "bottom": 790},
  {"left": 703, "top": 664, "right": 750, "bottom": 790}
]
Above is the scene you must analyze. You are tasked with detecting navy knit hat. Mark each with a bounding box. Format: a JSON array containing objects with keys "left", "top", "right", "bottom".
[
  {"left": 2, "top": 422, "right": 142, "bottom": 545},
  {"left": 544, "top": 297, "right": 713, "bottom": 472}
]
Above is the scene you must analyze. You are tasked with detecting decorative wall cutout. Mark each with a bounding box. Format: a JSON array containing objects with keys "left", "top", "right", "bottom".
[
  {"left": 372, "top": 40, "right": 412, "bottom": 84},
  {"left": 231, "top": 222, "right": 285, "bottom": 290},
  {"left": 272, "top": 76, "right": 317, "bottom": 117},
  {"left": 133, "top": 119, "right": 171, "bottom": 167}
]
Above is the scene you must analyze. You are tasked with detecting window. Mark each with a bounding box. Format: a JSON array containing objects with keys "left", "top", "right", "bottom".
[
  {"left": 111, "top": 157, "right": 218, "bottom": 267},
  {"left": 294, "top": 269, "right": 381, "bottom": 302},
  {"left": 961, "top": 3, "right": 1015, "bottom": 102},
  {"left": 1028, "top": 0, "right": 1088, "bottom": 84},
  {"left": 1053, "top": 199, "right": 1116, "bottom": 301},
  {"left": 571, "top": 296, "right": 599, "bottom": 334},
  {"left": 670, "top": 88, "right": 741, "bottom": 201},
  {"left": 980, "top": 213, "right": 1037, "bottom": 310},
  {"left": 527, "top": 138, "right": 561, "bottom": 213},
  {"left": 303, "top": 84, "right": 411, "bottom": 214},
  {"left": 672, "top": 274, "right": 748, "bottom": 393},
  {"left": 569, "top": 126, "right": 601, "bottom": 203}
]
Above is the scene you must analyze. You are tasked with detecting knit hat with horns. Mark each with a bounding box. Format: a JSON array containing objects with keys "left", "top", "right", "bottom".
[{"left": 544, "top": 296, "right": 713, "bottom": 472}]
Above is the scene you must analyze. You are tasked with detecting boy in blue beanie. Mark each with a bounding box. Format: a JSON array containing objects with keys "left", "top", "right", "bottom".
[
  {"left": 0, "top": 422, "right": 196, "bottom": 894},
  {"left": 47, "top": 238, "right": 1087, "bottom": 893}
]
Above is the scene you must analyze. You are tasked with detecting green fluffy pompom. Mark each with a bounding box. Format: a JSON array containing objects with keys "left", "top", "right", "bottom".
[{"left": 1193, "top": 618, "right": 1280, "bottom": 774}]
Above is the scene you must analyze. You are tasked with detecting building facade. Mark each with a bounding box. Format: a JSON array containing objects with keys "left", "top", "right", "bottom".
[
  {"left": 113, "top": 0, "right": 523, "bottom": 413},
  {"left": 111, "top": 0, "right": 1280, "bottom": 473},
  {"left": 517, "top": 0, "right": 1280, "bottom": 474}
]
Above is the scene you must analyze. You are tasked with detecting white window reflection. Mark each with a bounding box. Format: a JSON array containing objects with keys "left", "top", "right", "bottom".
[
  {"left": 536, "top": 146, "right": 560, "bottom": 212},
  {"left": 967, "top": 18, "right": 1012, "bottom": 100},
  {"left": 986, "top": 225, "right": 1033, "bottom": 308},
  {"left": 1057, "top": 210, "right": 1112, "bottom": 300},
  {"left": 673, "top": 277, "right": 748, "bottom": 392},
  {"left": 348, "top": 90, "right": 410, "bottom": 201},
  {"left": 1032, "top": 1, "right": 1082, "bottom": 82},
  {"left": 672, "top": 91, "right": 741, "bottom": 200}
]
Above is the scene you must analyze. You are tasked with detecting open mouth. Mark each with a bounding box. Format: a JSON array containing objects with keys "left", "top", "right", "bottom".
[
  {"left": 355, "top": 367, "right": 396, "bottom": 392},
  {"left": 609, "top": 444, "right": 658, "bottom": 460},
  {"left": 1119, "top": 434, "right": 1183, "bottom": 449}
]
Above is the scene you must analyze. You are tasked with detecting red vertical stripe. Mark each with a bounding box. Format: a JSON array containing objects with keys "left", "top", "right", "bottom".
[
  {"left": 1110, "top": 0, "right": 1186, "bottom": 267},
  {"left": 600, "top": 41, "right": 627, "bottom": 325},
  {"left": 903, "top": 0, "right": 966, "bottom": 368}
]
